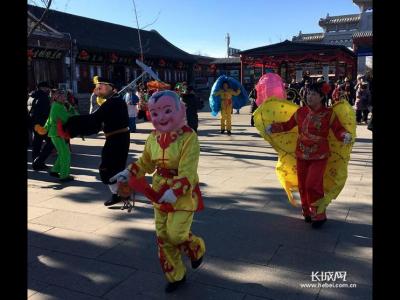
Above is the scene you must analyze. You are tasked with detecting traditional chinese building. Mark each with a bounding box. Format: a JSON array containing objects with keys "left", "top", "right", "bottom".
[
  {"left": 239, "top": 40, "right": 357, "bottom": 84},
  {"left": 28, "top": 4, "right": 196, "bottom": 111},
  {"left": 191, "top": 55, "right": 216, "bottom": 91},
  {"left": 27, "top": 11, "right": 72, "bottom": 91},
  {"left": 209, "top": 57, "right": 258, "bottom": 91},
  {"left": 292, "top": 0, "right": 372, "bottom": 75}
]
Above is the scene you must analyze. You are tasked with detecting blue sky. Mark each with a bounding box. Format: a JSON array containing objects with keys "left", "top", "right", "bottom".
[{"left": 28, "top": 0, "right": 360, "bottom": 57}]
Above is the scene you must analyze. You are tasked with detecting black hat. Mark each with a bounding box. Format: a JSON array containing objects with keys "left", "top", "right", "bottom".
[
  {"left": 37, "top": 81, "right": 50, "bottom": 88},
  {"left": 93, "top": 76, "right": 115, "bottom": 87}
]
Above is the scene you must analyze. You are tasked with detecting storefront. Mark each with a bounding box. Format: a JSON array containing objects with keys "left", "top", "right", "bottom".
[
  {"left": 27, "top": 11, "right": 71, "bottom": 91},
  {"left": 239, "top": 40, "right": 357, "bottom": 84}
]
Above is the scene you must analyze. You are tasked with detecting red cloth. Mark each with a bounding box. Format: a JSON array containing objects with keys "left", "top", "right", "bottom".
[
  {"left": 297, "top": 158, "right": 328, "bottom": 220},
  {"left": 271, "top": 106, "right": 347, "bottom": 160},
  {"left": 56, "top": 119, "right": 71, "bottom": 140},
  {"left": 128, "top": 176, "right": 174, "bottom": 212},
  {"left": 332, "top": 87, "right": 340, "bottom": 103}
]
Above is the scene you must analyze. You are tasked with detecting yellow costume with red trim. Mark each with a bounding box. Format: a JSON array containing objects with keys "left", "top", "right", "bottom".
[
  {"left": 253, "top": 98, "right": 356, "bottom": 218},
  {"left": 214, "top": 88, "right": 241, "bottom": 131},
  {"left": 128, "top": 125, "right": 205, "bottom": 282}
]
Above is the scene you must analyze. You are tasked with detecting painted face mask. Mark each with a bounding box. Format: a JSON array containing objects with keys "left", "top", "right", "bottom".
[{"left": 148, "top": 90, "right": 187, "bottom": 133}]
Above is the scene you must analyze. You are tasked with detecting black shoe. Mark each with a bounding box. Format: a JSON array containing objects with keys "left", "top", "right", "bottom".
[
  {"left": 59, "top": 175, "right": 74, "bottom": 182},
  {"left": 104, "top": 194, "right": 121, "bottom": 206},
  {"left": 32, "top": 163, "right": 49, "bottom": 171},
  {"left": 227, "top": 131, "right": 231, "bottom": 135},
  {"left": 49, "top": 172, "right": 60, "bottom": 178},
  {"left": 304, "top": 216, "right": 312, "bottom": 223},
  {"left": 191, "top": 256, "right": 203, "bottom": 269},
  {"left": 220, "top": 130, "right": 225, "bottom": 134},
  {"left": 165, "top": 275, "right": 186, "bottom": 293},
  {"left": 312, "top": 218, "right": 327, "bottom": 229}
]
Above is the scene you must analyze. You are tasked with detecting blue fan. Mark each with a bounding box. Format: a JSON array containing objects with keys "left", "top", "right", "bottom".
[{"left": 209, "top": 75, "right": 248, "bottom": 116}]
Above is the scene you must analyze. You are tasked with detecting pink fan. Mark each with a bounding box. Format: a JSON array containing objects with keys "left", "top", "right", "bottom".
[{"left": 255, "top": 73, "right": 286, "bottom": 106}]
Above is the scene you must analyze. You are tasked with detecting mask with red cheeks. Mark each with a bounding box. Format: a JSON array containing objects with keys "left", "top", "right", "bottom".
[{"left": 148, "top": 91, "right": 187, "bottom": 133}]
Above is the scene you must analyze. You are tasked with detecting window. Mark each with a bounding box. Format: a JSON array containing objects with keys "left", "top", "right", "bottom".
[
  {"left": 75, "top": 65, "right": 80, "bottom": 80},
  {"left": 97, "top": 66, "right": 102, "bottom": 77},
  {"left": 125, "top": 66, "right": 130, "bottom": 82},
  {"left": 89, "top": 65, "right": 95, "bottom": 79},
  {"left": 164, "top": 70, "right": 168, "bottom": 82}
]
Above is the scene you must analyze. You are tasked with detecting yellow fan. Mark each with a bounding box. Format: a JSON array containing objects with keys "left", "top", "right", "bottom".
[{"left": 253, "top": 98, "right": 356, "bottom": 208}]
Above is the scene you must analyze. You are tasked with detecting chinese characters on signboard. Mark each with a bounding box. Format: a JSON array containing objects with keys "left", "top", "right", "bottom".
[{"left": 28, "top": 48, "right": 63, "bottom": 60}]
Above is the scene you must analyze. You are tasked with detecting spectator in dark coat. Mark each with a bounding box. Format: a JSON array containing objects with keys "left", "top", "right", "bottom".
[
  {"left": 181, "top": 85, "right": 199, "bottom": 132},
  {"left": 355, "top": 82, "right": 371, "bottom": 124},
  {"left": 27, "top": 81, "right": 54, "bottom": 170},
  {"left": 249, "top": 85, "right": 258, "bottom": 127}
]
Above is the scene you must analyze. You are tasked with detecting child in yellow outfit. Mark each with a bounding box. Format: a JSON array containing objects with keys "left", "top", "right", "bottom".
[{"left": 111, "top": 90, "right": 205, "bottom": 293}]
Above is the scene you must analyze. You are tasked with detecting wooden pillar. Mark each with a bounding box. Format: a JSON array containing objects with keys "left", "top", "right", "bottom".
[{"left": 261, "top": 61, "right": 265, "bottom": 75}]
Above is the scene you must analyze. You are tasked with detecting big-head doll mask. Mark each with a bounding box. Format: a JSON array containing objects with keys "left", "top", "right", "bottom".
[{"left": 148, "top": 90, "right": 187, "bottom": 133}]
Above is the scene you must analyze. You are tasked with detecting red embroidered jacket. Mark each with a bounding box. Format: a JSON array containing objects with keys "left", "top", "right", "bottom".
[{"left": 271, "top": 106, "right": 347, "bottom": 160}]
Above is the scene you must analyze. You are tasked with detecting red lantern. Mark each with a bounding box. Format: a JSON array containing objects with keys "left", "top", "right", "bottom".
[
  {"left": 110, "top": 53, "right": 118, "bottom": 63},
  {"left": 159, "top": 59, "right": 166, "bottom": 67},
  {"left": 79, "top": 50, "right": 89, "bottom": 60}
]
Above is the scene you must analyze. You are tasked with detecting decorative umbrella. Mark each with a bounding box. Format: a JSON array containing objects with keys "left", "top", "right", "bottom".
[{"left": 146, "top": 80, "right": 171, "bottom": 91}]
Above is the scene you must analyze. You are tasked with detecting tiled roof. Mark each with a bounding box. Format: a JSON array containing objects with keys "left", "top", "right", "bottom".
[
  {"left": 240, "top": 40, "right": 356, "bottom": 57},
  {"left": 211, "top": 57, "right": 241, "bottom": 64},
  {"left": 319, "top": 14, "right": 361, "bottom": 26},
  {"left": 352, "top": 31, "right": 373, "bottom": 38},
  {"left": 28, "top": 4, "right": 195, "bottom": 62},
  {"left": 293, "top": 33, "right": 325, "bottom": 42}
]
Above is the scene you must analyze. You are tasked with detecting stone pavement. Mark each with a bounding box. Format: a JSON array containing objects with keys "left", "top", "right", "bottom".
[{"left": 28, "top": 105, "right": 372, "bottom": 300}]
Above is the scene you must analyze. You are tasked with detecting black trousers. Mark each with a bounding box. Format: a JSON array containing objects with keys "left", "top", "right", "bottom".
[
  {"left": 356, "top": 109, "right": 369, "bottom": 123},
  {"left": 187, "top": 114, "right": 198, "bottom": 133},
  {"left": 31, "top": 131, "right": 54, "bottom": 164},
  {"left": 250, "top": 101, "right": 258, "bottom": 127},
  {"left": 99, "top": 131, "right": 130, "bottom": 184}
]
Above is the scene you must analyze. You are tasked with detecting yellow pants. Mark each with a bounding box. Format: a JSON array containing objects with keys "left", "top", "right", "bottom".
[
  {"left": 154, "top": 208, "right": 206, "bottom": 282},
  {"left": 221, "top": 107, "right": 232, "bottom": 131}
]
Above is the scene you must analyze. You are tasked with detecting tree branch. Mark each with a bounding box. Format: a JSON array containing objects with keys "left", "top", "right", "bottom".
[
  {"left": 140, "top": 10, "right": 161, "bottom": 30},
  {"left": 28, "top": 0, "right": 53, "bottom": 38}
]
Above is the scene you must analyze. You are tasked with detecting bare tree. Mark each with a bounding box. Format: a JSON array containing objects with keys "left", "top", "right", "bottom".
[
  {"left": 131, "top": 0, "right": 162, "bottom": 61},
  {"left": 27, "top": 0, "right": 52, "bottom": 38},
  {"left": 140, "top": 10, "right": 161, "bottom": 30}
]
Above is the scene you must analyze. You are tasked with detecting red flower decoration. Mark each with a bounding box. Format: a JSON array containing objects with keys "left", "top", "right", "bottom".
[
  {"left": 321, "top": 82, "right": 331, "bottom": 95},
  {"left": 110, "top": 53, "right": 118, "bottom": 63},
  {"left": 79, "top": 50, "right": 89, "bottom": 59}
]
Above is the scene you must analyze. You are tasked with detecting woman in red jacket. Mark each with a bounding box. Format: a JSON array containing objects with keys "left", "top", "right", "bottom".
[{"left": 266, "top": 82, "right": 352, "bottom": 228}]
